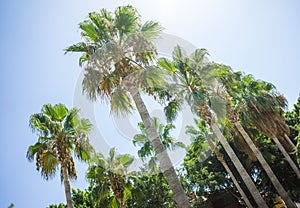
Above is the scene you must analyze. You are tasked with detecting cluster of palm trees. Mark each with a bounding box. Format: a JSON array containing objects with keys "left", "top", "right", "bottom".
[{"left": 27, "top": 5, "right": 299, "bottom": 208}]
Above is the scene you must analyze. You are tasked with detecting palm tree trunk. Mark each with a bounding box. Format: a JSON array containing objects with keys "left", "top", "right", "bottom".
[
  {"left": 272, "top": 137, "right": 300, "bottom": 179},
  {"left": 210, "top": 122, "right": 269, "bottom": 208},
  {"left": 235, "top": 122, "right": 297, "bottom": 208},
  {"left": 206, "top": 137, "right": 254, "bottom": 208},
  {"left": 284, "top": 134, "right": 296, "bottom": 152},
  {"left": 61, "top": 165, "right": 74, "bottom": 208},
  {"left": 120, "top": 199, "right": 126, "bottom": 208},
  {"left": 128, "top": 85, "right": 191, "bottom": 208}
]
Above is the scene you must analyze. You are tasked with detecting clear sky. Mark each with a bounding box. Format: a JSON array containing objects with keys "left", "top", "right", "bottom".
[{"left": 0, "top": 0, "right": 299, "bottom": 207}]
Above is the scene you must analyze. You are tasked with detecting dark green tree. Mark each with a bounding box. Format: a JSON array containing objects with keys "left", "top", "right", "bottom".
[
  {"left": 127, "top": 171, "right": 176, "bottom": 207},
  {"left": 285, "top": 95, "right": 300, "bottom": 167}
]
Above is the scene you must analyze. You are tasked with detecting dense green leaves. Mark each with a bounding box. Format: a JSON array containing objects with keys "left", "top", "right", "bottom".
[
  {"left": 27, "top": 103, "right": 94, "bottom": 179},
  {"left": 86, "top": 148, "right": 134, "bottom": 207},
  {"left": 133, "top": 117, "right": 185, "bottom": 167},
  {"left": 65, "top": 5, "right": 163, "bottom": 114}
]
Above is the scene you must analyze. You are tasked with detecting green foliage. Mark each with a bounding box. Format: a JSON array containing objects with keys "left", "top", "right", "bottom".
[
  {"left": 133, "top": 117, "right": 185, "bottom": 171},
  {"left": 127, "top": 172, "right": 176, "bottom": 207},
  {"left": 27, "top": 103, "right": 94, "bottom": 180},
  {"left": 285, "top": 95, "right": 300, "bottom": 167},
  {"left": 48, "top": 204, "right": 67, "bottom": 208},
  {"left": 86, "top": 148, "right": 134, "bottom": 207},
  {"left": 7, "top": 203, "right": 14, "bottom": 208},
  {"left": 182, "top": 118, "right": 238, "bottom": 206},
  {"left": 65, "top": 5, "right": 164, "bottom": 115},
  {"left": 48, "top": 188, "right": 93, "bottom": 208}
]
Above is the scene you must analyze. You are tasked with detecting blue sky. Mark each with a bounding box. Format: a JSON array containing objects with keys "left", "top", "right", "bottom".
[{"left": 1, "top": 0, "right": 299, "bottom": 207}]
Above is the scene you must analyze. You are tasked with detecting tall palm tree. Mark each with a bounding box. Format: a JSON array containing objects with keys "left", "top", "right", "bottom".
[
  {"left": 218, "top": 66, "right": 300, "bottom": 172},
  {"left": 65, "top": 6, "right": 190, "bottom": 207},
  {"left": 87, "top": 147, "right": 134, "bottom": 208},
  {"left": 27, "top": 103, "right": 94, "bottom": 208},
  {"left": 215, "top": 66, "right": 298, "bottom": 207},
  {"left": 158, "top": 46, "right": 269, "bottom": 207},
  {"left": 186, "top": 118, "right": 253, "bottom": 208}
]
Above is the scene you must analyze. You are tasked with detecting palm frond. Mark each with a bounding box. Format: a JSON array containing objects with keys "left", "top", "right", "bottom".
[
  {"left": 109, "top": 147, "right": 116, "bottom": 162},
  {"left": 74, "top": 137, "right": 94, "bottom": 162},
  {"left": 110, "top": 88, "right": 133, "bottom": 116},
  {"left": 191, "top": 48, "right": 209, "bottom": 64},
  {"left": 64, "top": 107, "right": 80, "bottom": 130},
  {"left": 76, "top": 118, "right": 93, "bottom": 134},
  {"left": 133, "top": 66, "right": 167, "bottom": 89},
  {"left": 42, "top": 104, "right": 56, "bottom": 119},
  {"left": 26, "top": 142, "right": 44, "bottom": 161},
  {"left": 64, "top": 42, "right": 87, "bottom": 54},
  {"left": 114, "top": 5, "right": 140, "bottom": 37},
  {"left": 133, "top": 134, "right": 148, "bottom": 146},
  {"left": 141, "top": 20, "right": 163, "bottom": 40},
  {"left": 164, "top": 99, "right": 183, "bottom": 123},
  {"left": 82, "top": 67, "right": 104, "bottom": 101},
  {"left": 40, "top": 150, "right": 59, "bottom": 180},
  {"left": 158, "top": 57, "right": 177, "bottom": 75},
  {"left": 53, "top": 103, "right": 68, "bottom": 122},
  {"left": 29, "top": 113, "right": 48, "bottom": 135},
  {"left": 116, "top": 154, "right": 134, "bottom": 168},
  {"left": 80, "top": 20, "right": 101, "bottom": 42},
  {"left": 172, "top": 45, "right": 186, "bottom": 62}
]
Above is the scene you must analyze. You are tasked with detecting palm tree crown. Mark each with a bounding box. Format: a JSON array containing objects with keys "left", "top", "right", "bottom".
[
  {"left": 65, "top": 5, "right": 164, "bottom": 115},
  {"left": 27, "top": 103, "right": 93, "bottom": 179}
]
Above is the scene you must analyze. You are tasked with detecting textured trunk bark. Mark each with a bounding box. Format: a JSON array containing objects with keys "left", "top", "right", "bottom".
[
  {"left": 128, "top": 85, "right": 191, "bottom": 208},
  {"left": 62, "top": 166, "right": 74, "bottom": 208},
  {"left": 273, "top": 137, "right": 300, "bottom": 179},
  {"left": 206, "top": 137, "right": 253, "bottom": 208},
  {"left": 210, "top": 122, "right": 268, "bottom": 208},
  {"left": 284, "top": 134, "right": 296, "bottom": 152},
  {"left": 120, "top": 199, "right": 126, "bottom": 208},
  {"left": 235, "top": 122, "right": 297, "bottom": 208}
]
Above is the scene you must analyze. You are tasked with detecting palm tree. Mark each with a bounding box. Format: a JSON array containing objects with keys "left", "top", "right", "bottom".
[
  {"left": 215, "top": 66, "right": 298, "bottom": 207},
  {"left": 158, "top": 46, "right": 269, "bottom": 207},
  {"left": 65, "top": 6, "right": 190, "bottom": 207},
  {"left": 87, "top": 147, "right": 133, "bottom": 208},
  {"left": 27, "top": 103, "right": 94, "bottom": 208},
  {"left": 186, "top": 118, "right": 253, "bottom": 208},
  {"left": 133, "top": 117, "right": 185, "bottom": 172}
]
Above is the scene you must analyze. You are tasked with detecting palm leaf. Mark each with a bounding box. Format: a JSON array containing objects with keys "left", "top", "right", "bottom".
[
  {"left": 158, "top": 57, "right": 177, "bottom": 75},
  {"left": 74, "top": 139, "right": 94, "bottom": 162},
  {"left": 109, "top": 147, "right": 116, "bottom": 161},
  {"left": 114, "top": 5, "right": 139, "bottom": 37},
  {"left": 164, "top": 99, "right": 183, "bottom": 123},
  {"left": 26, "top": 142, "right": 44, "bottom": 161},
  {"left": 110, "top": 88, "right": 133, "bottom": 116},
  {"left": 110, "top": 196, "right": 119, "bottom": 208},
  {"left": 141, "top": 20, "right": 163, "bottom": 40},
  {"left": 53, "top": 103, "right": 68, "bottom": 122},
  {"left": 40, "top": 150, "right": 58, "bottom": 180},
  {"left": 29, "top": 113, "right": 48, "bottom": 134},
  {"left": 64, "top": 42, "right": 87, "bottom": 54},
  {"left": 42, "top": 103, "right": 56, "bottom": 119},
  {"left": 117, "top": 154, "right": 134, "bottom": 168},
  {"left": 123, "top": 186, "right": 132, "bottom": 201},
  {"left": 133, "top": 134, "right": 148, "bottom": 146},
  {"left": 80, "top": 20, "right": 100, "bottom": 42}
]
